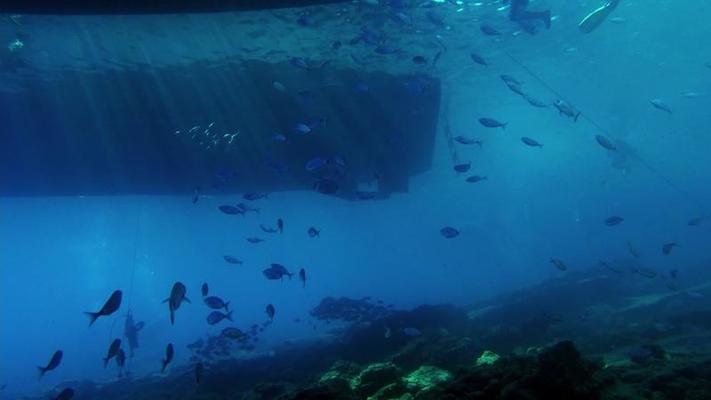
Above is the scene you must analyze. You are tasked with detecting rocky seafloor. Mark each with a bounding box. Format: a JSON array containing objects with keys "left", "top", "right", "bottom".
[{"left": 39, "top": 262, "right": 711, "bottom": 400}]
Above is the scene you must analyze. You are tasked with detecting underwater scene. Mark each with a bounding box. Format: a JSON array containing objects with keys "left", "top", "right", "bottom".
[{"left": 1, "top": 0, "right": 711, "bottom": 399}]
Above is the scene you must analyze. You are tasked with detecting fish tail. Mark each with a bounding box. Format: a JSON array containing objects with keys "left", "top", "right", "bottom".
[
  {"left": 85, "top": 311, "right": 100, "bottom": 327},
  {"left": 161, "top": 359, "right": 167, "bottom": 373},
  {"left": 225, "top": 302, "right": 230, "bottom": 312},
  {"left": 37, "top": 366, "right": 46, "bottom": 380},
  {"left": 574, "top": 112, "right": 581, "bottom": 122},
  {"left": 226, "top": 311, "right": 233, "bottom": 321}
]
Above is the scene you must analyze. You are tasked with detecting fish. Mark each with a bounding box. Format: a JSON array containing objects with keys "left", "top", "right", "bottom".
[
  {"left": 266, "top": 304, "right": 275, "bottom": 320},
  {"left": 470, "top": 53, "right": 487, "bottom": 66},
  {"left": 218, "top": 205, "right": 242, "bottom": 215},
  {"left": 305, "top": 157, "right": 326, "bottom": 172},
  {"left": 687, "top": 216, "right": 707, "bottom": 226},
  {"left": 54, "top": 388, "right": 75, "bottom": 400},
  {"left": 650, "top": 99, "right": 672, "bottom": 114},
  {"left": 454, "top": 136, "right": 483, "bottom": 146},
  {"left": 440, "top": 227, "right": 460, "bottom": 238},
  {"left": 465, "top": 175, "right": 488, "bottom": 183},
  {"left": 236, "top": 203, "right": 259, "bottom": 214},
  {"left": 412, "top": 55, "right": 427, "bottom": 65},
  {"left": 161, "top": 343, "right": 174, "bottom": 373},
  {"left": 222, "top": 327, "right": 245, "bottom": 339},
  {"left": 263, "top": 264, "right": 293, "bottom": 280},
  {"left": 272, "top": 133, "right": 287, "bottom": 142},
  {"left": 289, "top": 57, "right": 308, "bottom": 69},
  {"left": 201, "top": 283, "right": 208, "bottom": 297},
  {"left": 375, "top": 45, "right": 399, "bottom": 55},
  {"left": 124, "top": 312, "right": 144, "bottom": 357},
  {"left": 260, "top": 224, "right": 278, "bottom": 233},
  {"left": 504, "top": 80, "right": 525, "bottom": 96},
  {"left": 294, "top": 123, "right": 311, "bottom": 134},
  {"left": 223, "top": 255, "right": 242, "bottom": 264},
  {"left": 595, "top": 135, "right": 616, "bottom": 150},
  {"left": 454, "top": 162, "right": 471, "bottom": 173},
  {"left": 521, "top": 137, "right": 543, "bottom": 147},
  {"left": 103, "top": 339, "right": 121, "bottom": 368},
  {"left": 116, "top": 349, "right": 126, "bottom": 369},
  {"left": 277, "top": 218, "right": 284, "bottom": 233},
  {"left": 272, "top": 81, "right": 286, "bottom": 92},
  {"left": 627, "top": 241, "right": 640, "bottom": 258},
  {"left": 662, "top": 242, "right": 678, "bottom": 255},
  {"left": 38, "top": 350, "right": 63, "bottom": 380},
  {"left": 524, "top": 96, "right": 548, "bottom": 108},
  {"left": 204, "top": 296, "right": 230, "bottom": 311},
  {"left": 192, "top": 188, "right": 200, "bottom": 204},
  {"left": 85, "top": 290, "right": 122, "bottom": 326},
  {"left": 500, "top": 75, "right": 521, "bottom": 86},
  {"left": 553, "top": 100, "right": 580, "bottom": 121},
  {"left": 480, "top": 24, "right": 501, "bottom": 36},
  {"left": 195, "top": 362, "right": 204, "bottom": 384},
  {"left": 299, "top": 268, "right": 306, "bottom": 288},
  {"left": 243, "top": 192, "right": 269, "bottom": 201},
  {"left": 163, "top": 282, "right": 190, "bottom": 325},
  {"left": 605, "top": 216, "right": 624, "bottom": 226},
  {"left": 550, "top": 258, "right": 568, "bottom": 271},
  {"left": 308, "top": 227, "right": 320, "bottom": 237},
  {"left": 246, "top": 237, "right": 264, "bottom": 244},
  {"left": 207, "top": 311, "right": 233, "bottom": 325},
  {"left": 478, "top": 118, "right": 507, "bottom": 129}
]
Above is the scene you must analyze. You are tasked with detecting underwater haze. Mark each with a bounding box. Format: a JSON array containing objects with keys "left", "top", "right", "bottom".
[{"left": 2, "top": 1, "right": 711, "bottom": 399}]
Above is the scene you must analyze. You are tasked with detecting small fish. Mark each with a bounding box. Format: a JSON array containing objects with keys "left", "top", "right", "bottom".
[
  {"left": 454, "top": 136, "right": 483, "bottom": 146},
  {"left": 204, "top": 296, "right": 230, "bottom": 311},
  {"left": 289, "top": 57, "right": 309, "bottom": 69},
  {"left": 307, "top": 227, "right": 320, "bottom": 237},
  {"left": 243, "top": 192, "right": 268, "bottom": 201},
  {"left": 222, "top": 327, "right": 245, "bottom": 339},
  {"left": 550, "top": 258, "right": 568, "bottom": 271},
  {"left": 440, "top": 226, "right": 460, "bottom": 238},
  {"left": 605, "top": 216, "right": 624, "bottom": 226},
  {"left": 465, "top": 175, "right": 487, "bottom": 183},
  {"left": 375, "top": 45, "right": 399, "bottom": 55},
  {"left": 161, "top": 343, "right": 174, "bottom": 373},
  {"left": 277, "top": 218, "right": 284, "bottom": 233},
  {"left": 218, "top": 205, "right": 242, "bottom": 215},
  {"left": 38, "top": 350, "right": 63, "bottom": 380},
  {"left": 272, "top": 133, "right": 287, "bottom": 142},
  {"left": 524, "top": 96, "right": 548, "bottom": 108},
  {"left": 662, "top": 242, "right": 678, "bottom": 255},
  {"left": 627, "top": 241, "right": 640, "bottom": 258},
  {"left": 266, "top": 304, "right": 275, "bottom": 320},
  {"left": 263, "top": 264, "right": 292, "bottom": 280},
  {"left": 478, "top": 118, "right": 507, "bottom": 129},
  {"left": 223, "top": 255, "right": 242, "bottom": 265},
  {"left": 192, "top": 188, "right": 200, "bottom": 204},
  {"left": 650, "top": 99, "right": 672, "bottom": 114},
  {"left": 595, "top": 135, "right": 616, "bottom": 150},
  {"left": 201, "top": 283, "right": 208, "bottom": 297},
  {"left": 272, "top": 81, "right": 286, "bottom": 92},
  {"left": 54, "top": 388, "right": 74, "bottom": 400},
  {"left": 260, "top": 224, "right": 278, "bottom": 233},
  {"left": 293, "top": 123, "right": 311, "bottom": 134},
  {"left": 553, "top": 100, "right": 580, "bottom": 121},
  {"left": 163, "top": 282, "right": 190, "bottom": 325},
  {"left": 195, "top": 362, "right": 204, "bottom": 384},
  {"left": 207, "top": 311, "right": 232, "bottom": 325},
  {"left": 103, "top": 339, "right": 121, "bottom": 368},
  {"left": 470, "top": 53, "right": 487, "bottom": 66},
  {"left": 521, "top": 137, "right": 543, "bottom": 147},
  {"left": 687, "top": 216, "right": 707, "bottom": 226},
  {"left": 412, "top": 55, "right": 427, "bottom": 65},
  {"left": 236, "top": 203, "right": 259, "bottom": 214},
  {"left": 305, "top": 157, "right": 326, "bottom": 172},
  {"left": 500, "top": 75, "right": 521, "bottom": 86},
  {"left": 480, "top": 24, "right": 501, "bottom": 36},
  {"left": 85, "top": 290, "right": 122, "bottom": 326},
  {"left": 504, "top": 80, "right": 525, "bottom": 96},
  {"left": 246, "top": 237, "right": 264, "bottom": 244},
  {"left": 299, "top": 268, "right": 306, "bottom": 288},
  {"left": 449, "top": 161, "right": 469, "bottom": 173}
]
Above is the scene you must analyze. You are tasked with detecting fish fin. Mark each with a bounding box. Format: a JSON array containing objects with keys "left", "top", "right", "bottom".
[
  {"left": 161, "top": 298, "right": 169, "bottom": 304},
  {"left": 85, "top": 311, "right": 100, "bottom": 327},
  {"left": 37, "top": 366, "right": 46, "bottom": 380},
  {"left": 184, "top": 297, "right": 191, "bottom": 304},
  {"left": 226, "top": 311, "right": 233, "bottom": 321},
  {"left": 225, "top": 302, "right": 230, "bottom": 312}
]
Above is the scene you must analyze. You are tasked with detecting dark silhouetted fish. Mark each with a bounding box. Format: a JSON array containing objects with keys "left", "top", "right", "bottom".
[
  {"left": 553, "top": 100, "right": 580, "bottom": 121},
  {"left": 223, "top": 255, "right": 242, "bottom": 264},
  {"left": 124, "top": 312, "right": 144, "bottom": 357},
  {"left": 86, "top": 290, "right": 122, "bottom": 326},
  {"left": 222, "top": 327, "right": 244, "bottom": 339},
  {"left": 299, "top": 268, "right": 306, "bottom": 288},
  {"left": 246, "top": 237, "right": 264, "bottom": 244},
  {"left": 466, "top": 175, "right": 487, "bottom": 183},
  {"left": 54, "top": 388, "right": 74, "bottom": 400},
  {"left": 308, "top": 227, "right": 320, "bottom": 237},
  {"left": 201, "top": 283, "right": 208, "bottom": 297},
  {"left": 662, "top": 242, "right": 678, "bottom": 255},
  {"left": 440, "top": 227, "right": 460, "bottom": 238},
  {"left": 103, "top": 339, "right": 121, "bottom": 368},
  {"left": 412, "top": 55, "right": 427, "bottom": 65},
  {"left": 688, "top": 216, "right": 707, "bottom": 226},
  {"left": 236, "top": 203, "right": 259, "bottom": 214},
  {"left": 277, "top": 218, "right": 284, "bottom": 233},
  {"left": 454, "top": 162, "right": 471, "bottom": 173},
  {"left": 650, "top": 99, "right": 672, "bottom": 114},
  {"left": 195, "top": 362, "right": 204, "bottom": 384},
  {"left": 550, "top": 259, "right": 568, "bottom": 271},
  {"left": 266, "top": 304, "right": 275, "bottom": 320},
  {"left": 480, "top": 24, "right": 501, "bottom": 36},
  {"left": 504, "top": 80, "right": 525, "bottom": 96},
  {"left": 595, "top": 135, "right": 616, "bottom": 150},
  {"left": 207, "top": 311, "right": 232, "bottom": 325},
  {"left": 470, "top": 53, "right": 487, "bottom": 66},
  {"left": 454, "top": 136, "right": 483, "bottom": 146},
  {"left": 243, "top": 192, "right": 269, "bottom": 201},
  {"left": 627, "top": 241, "right": 640, "bottom": 258},
  {"left": 164, "top": 282, "right": 190, "bottom": 325},
  {"left": 218, "top": 205, "right": 241, "bottom": 215},
  {"left": 38, "top": 350, "right": 62, "bottom": 380},
  {"left": 524, "top": 96, "right": 548, "bottom": 108},
  {"left": 204, "top": 296, "right": 229, "bottom": 311},
  {"left": 260, "top": 224, "right": 278, "bottom": 233},
  {"left": 263, "top": 264, "right": 292, "bottom": 280},
  {"left": 521, "top": 137, "right": 543, "bottom": 147},
  {"left": 161, "top": 343, "right": 174, "bottom": 373},
  {"left": 605, "top": 216, "right": 624, "bottom": 226},
  {"left": 479, "top": 117, "right": 507, "bottom": 129},
  {"left": 500, "top": 75, "right": 521, "bottom": 86}
]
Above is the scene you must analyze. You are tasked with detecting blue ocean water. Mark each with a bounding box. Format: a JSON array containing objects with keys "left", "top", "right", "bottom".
[{"left": 1, "top": 1, "right": 711, "bottom": 399}]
